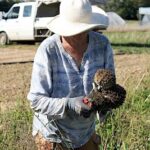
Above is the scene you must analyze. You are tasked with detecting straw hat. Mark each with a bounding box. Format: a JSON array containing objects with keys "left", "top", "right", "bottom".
[{"left": 47, "top": 0, "right": 108, "bottom": 36}]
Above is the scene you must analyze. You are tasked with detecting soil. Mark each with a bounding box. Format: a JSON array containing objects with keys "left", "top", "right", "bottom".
[
  {"left": 0, "top": 47, "right": 150, "bottom": 112},
  {"left": 0, "top": 48, "right": 36, "bottom": 64}
]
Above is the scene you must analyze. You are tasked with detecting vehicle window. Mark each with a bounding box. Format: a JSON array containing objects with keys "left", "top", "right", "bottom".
[
  {"left": 23, "top": 5, "right": 32, "bottom": 17},
  {"left": 7, "top": 7, "right": 20, "bottom": 19},
  {"left": 36, "top": 3, "right": 60, "bottom": 17}
]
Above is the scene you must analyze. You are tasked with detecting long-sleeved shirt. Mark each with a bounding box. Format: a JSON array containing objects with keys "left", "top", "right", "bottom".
[{"left": 27, "top": 31, "right": 115, "bottom": 148}]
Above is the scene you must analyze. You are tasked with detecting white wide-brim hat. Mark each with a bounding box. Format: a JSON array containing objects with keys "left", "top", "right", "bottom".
[{"left": 47, "top": 0, "right": 108, "bottom": 36}]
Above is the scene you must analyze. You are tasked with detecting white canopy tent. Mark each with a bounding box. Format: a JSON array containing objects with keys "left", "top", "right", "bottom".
[
  {"left": 107, "top": 12, "right": 126, "bottom": 27},
  {"left": 139, "top": 7, "right": 150, "bottom": 25}
]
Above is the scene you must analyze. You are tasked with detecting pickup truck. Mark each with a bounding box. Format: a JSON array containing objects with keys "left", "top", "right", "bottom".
[
  {"left": 0, "top": 1, "right": 60, "bottom": 45},
  {"left": 0, "top": 0, "right": 108, "bottom": 45}
]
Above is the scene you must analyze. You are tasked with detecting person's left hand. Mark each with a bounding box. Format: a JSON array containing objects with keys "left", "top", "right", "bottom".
[
  {"left": 66, "top": 96, "right": 91, "bottom": 117},
  {"left": 81, "top": 97, "right": 94, "bottom": 118}
]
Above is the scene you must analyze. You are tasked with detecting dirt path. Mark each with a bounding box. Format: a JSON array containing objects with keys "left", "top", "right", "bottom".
[{"left": 0, "top": 48, "right": 36, "bottom": 64}]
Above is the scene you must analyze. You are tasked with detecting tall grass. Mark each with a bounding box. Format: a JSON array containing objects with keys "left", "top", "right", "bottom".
[
  {"left": 0, "top": 72, "right": 149, "bottom": 150},
  {"left": 104, "top": 31, "right": 150, "bottom": 54},
  {"left": 0, "top": 31, "right": 150, "bottom": 149},
  {"left": 0, "top": 99, "right": 36, "bottom": 150},
  {"left": 97, "top": 69, "right": 150, "bottom": 150}
]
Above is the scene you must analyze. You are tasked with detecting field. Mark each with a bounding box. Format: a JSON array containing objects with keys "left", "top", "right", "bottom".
[{"left": 0, "top": 30, "right": 150, "bottom": 150}]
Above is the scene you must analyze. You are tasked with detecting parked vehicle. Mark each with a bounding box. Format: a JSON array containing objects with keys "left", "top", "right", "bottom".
[
  {"left": 0, "top": 1, "right": 60, "bottom": 45},
  {"left": 0, "top": 0, "right": 108, "bottom": 45}
]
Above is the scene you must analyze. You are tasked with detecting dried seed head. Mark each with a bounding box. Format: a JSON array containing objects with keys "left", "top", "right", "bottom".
[
  {"left": 94, "top": 69, "right": 116, "bottom": 91},
  {"left": 88, "top": 69, "right": 126, "bottom": 112}
]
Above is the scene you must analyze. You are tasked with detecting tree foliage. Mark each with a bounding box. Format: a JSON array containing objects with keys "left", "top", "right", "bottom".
[
  {"left": 0, "top": 0, "right": 20, "bottom": 12},
  {"left": 1, "top": 0, "right": 150, "bottom": 19},
  {"left": 104, "top": 0, "right": 150, "bottom": 20}
]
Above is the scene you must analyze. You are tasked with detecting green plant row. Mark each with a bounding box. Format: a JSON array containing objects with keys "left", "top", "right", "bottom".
[{"left": 104, "top": 31, "right": 150, "bottom": 54}]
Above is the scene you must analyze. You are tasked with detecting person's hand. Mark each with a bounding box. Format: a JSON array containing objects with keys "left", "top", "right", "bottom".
[
  {"left": 66, "top": 96, "right": 91, "bottom": 117},
  {"left": 82, "top": 97, "right": 99, "bottom": 112}
]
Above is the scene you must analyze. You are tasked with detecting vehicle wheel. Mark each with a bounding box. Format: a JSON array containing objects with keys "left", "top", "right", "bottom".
[{"left": 0, "top": 32, "right": 9, "bottom": 45}]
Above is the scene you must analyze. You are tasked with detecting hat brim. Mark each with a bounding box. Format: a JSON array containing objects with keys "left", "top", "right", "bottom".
[{"left": 47, "top": 9, "right": 108, "bottom": 36}]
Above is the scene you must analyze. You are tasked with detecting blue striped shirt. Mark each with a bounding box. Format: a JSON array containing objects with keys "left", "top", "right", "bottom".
[{"left": 27, "top": 31, "right": 115, "bottom": 148}]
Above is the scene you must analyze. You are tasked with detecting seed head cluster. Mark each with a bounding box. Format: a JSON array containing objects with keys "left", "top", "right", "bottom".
[{"left": 88, "top": 69, "right": 126, "bottom": 113}]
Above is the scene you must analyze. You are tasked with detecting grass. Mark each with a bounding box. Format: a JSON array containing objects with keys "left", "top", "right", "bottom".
[
  {"left": 0, "top": 100, "right": 34, "bottom": 150},
  {"left": 97, "top": 71, "right": 150, "bottom": 150},
  {"left": 0, "top": 30, "right": 150, "bottom": 149},
  {"left": 0, "top": 100, "right": 36, "bottom": 150},
  {"left": 0, "top": 63, "right": 36, "bottom": 150},
  {"left": 0, "top": 29, "right": 150, "bottom": 55},
  {"left": 0, "top": 62, "right": 149, "bottom": 150},
  {"left": 103, "top": 31, "right": 150, "bottom": 54}
]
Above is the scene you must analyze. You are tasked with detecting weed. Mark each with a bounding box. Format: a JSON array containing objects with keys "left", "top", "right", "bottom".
[
  {"left": 104, "top": 31, "right": 150, "bottom": 54},
  {"left": 0, "top": 99, "right": 36, "bottom": 150}
]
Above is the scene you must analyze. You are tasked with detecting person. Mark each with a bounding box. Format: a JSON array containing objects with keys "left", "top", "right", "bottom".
[{"left": 27, "top": 0, "right": 115, "bottom": 149}]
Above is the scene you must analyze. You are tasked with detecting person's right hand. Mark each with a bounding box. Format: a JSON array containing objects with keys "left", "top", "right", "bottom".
[{"left": 66, "top": 96, "right": 91, "bottom": 116}]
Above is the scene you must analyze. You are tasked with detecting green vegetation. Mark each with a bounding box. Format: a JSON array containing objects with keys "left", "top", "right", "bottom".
[
  {"left": 0, "top": 31, "right": 150, "bottom": 149},
  {"left": 97, "top": 72, "right": 150, "bottom": 149},
  {"left": 0, "top": 100, "right": 36, "bottom": 150},
  {"left": 0, "top": 0, "right": 19, "bottom": 12},
  {"left": 0, "top": 63, "right": 150, "bottom": 149},
  {"left": 104, "top": 31, "right": 150, "bottom": 54},
  {"left": 1, "top": 0, "right": 150, "bottom": 19},
  {"left": 104, "top": 0, "right": 150, "bottom": 20}
]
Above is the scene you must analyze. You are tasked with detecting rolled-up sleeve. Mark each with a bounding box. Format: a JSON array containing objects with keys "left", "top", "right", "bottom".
[{"left": 27, "top": 42, "right": 67, "bottom": 120}]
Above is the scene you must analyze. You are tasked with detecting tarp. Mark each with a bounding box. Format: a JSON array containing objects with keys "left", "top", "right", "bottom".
[
  {"left": 0, "top": 11, "right": 5, "bottom": 20},
  {"left": 37, "top": 0, "right": 60, "bottom": 5},
  {"left": 37, "top": 0, "right": 60, "bottom": 7},
  {"left": 141, "top": 14, "right": 150, "bottom": 25},
  {"left": 139, "top": 7, "right": 150, "bottom": 25},
  {"left": 139, "top": 7, "right": 150, "bottom": 15},
  {"left": 0, "top": 12, "right": 2, "bottom": 20},
  {"left": 37, "top": 0, "right": 108, "bottom": 5},
  {"left": 36, "top": 2, "right": 60, "bottom": 17},
  {"left": 107, "top": 12, "right": 126, "bottom": 27}
]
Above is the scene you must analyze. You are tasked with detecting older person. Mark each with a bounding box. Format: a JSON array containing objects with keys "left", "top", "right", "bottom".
[{"left": 27, "top": 0, "right": 115, "bottom": 149}]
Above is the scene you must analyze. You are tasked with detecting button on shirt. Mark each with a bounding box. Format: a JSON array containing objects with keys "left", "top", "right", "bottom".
[{"left": 27, "top": 31, "right": 115, "bottom": 148}]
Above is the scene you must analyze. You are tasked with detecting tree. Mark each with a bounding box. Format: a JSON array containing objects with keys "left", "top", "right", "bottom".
[
  {"left": 139, "top": 0, "right": 150, "bottom": 7},
  {"left": 0, "top": 0, "right": 20, "bottom": 12},
  {"left": 104, "top": 0, "right": 150, "bottom": 20}
]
